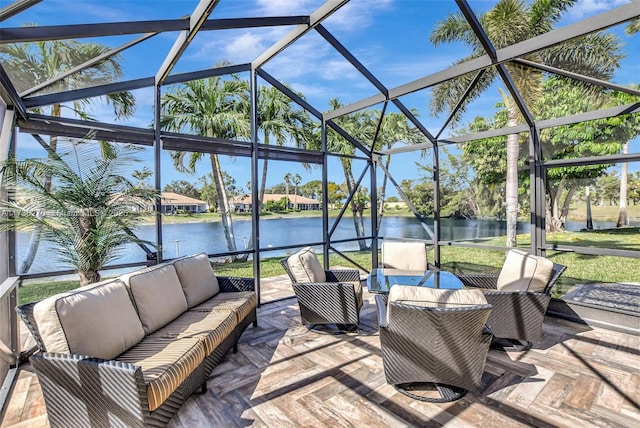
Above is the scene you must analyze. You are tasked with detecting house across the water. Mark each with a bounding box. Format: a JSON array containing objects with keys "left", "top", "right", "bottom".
[
  {"left": 160, "top": 192, "right": 208, "bottom": 214},
  {"left": 231, "top": 194, "right": 321, "bottom": 212}
]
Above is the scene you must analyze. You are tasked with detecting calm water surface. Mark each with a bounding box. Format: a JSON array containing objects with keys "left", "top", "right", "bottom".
[{"left": 17, "top": 216, "right": 632, "bottom": 274}]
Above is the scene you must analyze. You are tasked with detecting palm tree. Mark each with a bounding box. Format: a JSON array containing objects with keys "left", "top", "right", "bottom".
[
  {"left": 284, "top": 172, "right": 292, "bottom": 210},
  {"left": 132, "top": 167, "right": 153, "bottom": 188},
  {"left": 617, "top": 142, "right": 629, "bottom": 227},
  {"left": 0, "top": 36, "right": 136, "bottom": 273},
  {"left": 0, "top": 142, "right": 156, "bottom": 286},
  {"left": 374, "top": 111, "right": 426, "bottom": 230},
  {"left": 430, "top": 0, "right": 622, "bottom": 247},
  {"left": 291, "top": 173, "right": 302, "bottom": 209},
  {"left": 161, "top": 74, "right": 250, "bottom": 257},
  {"left": 326, "top": 98, "right": 376, "bottom": 250},
  {"left": 257, "top": 85, "right": 314, "bottom": 209}
]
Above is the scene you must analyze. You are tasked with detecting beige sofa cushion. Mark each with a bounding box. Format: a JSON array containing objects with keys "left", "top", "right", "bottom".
[
  {"left": 32, "top": 279, "right": 144, "bottom": 359},
  {"left": 389, "top": 285, "right": 487, "bottom": 309},
  {"left": 153, "top": 310, "right": 237, "bottom": 354},
  {"left": 382, "top": 241, "right": 427, "bottom": 271},
  {"left": 120, "top": 263, "right": 188, "bottom": 334},
  {"left": 172, "top": 253, "right": 220, "bottom": 308},
  {"left": 115, "top": 337, "right": 206, "bottom": 411},
  {"left": 190, "top": 291, "right": 258, "bottom": 324},
  {"left": 497, "top": 249, "right": 554, "bottom": 292},
  {"left": 286, "top": 247, "right": 326, "bottom": 282}
]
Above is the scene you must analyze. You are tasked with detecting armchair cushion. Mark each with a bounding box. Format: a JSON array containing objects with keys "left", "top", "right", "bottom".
[
  {"left": 172, "top": 253, "right": 220, "bottom": 308},
  {"left": 497, "top": 249, "right": 554, "bottom": 293},
  {"left": 389, "top": 285, "right": 487, "bottom": 308},
  {"left": 285, "top": 247, "right": 326, "bottom": 283},
  {"left": 382, "top": 241, "right": 427, "bottom": 271},
  {"left": 33, "top": 278, "right": 145, "bottom": 359}
]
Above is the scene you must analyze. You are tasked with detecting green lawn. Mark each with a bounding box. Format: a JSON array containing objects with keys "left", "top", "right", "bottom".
[
  {"left": 18, "top": 228, "right": 640, "bottom": 304},
  {"left": 17, "top": 251, "right": 373, "bottom": 305}
]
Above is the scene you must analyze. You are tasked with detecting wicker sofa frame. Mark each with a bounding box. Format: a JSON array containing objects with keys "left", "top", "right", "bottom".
[
  {"left": 16, "top": 276, "right": 257, "bottom": 428},
  {"left": 375, "top": 294, "right": 493, "bottom": 402},
  {"left": 457, "top": 262, "right": 566, "bottom": 350},
  {"left": 280, "top": 258, "right": 362, "bottom": 331}
]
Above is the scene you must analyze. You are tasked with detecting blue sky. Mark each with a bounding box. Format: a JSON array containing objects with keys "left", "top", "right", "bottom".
[{"left": 5, "top": 0, "right": 639, "bottom": 196}]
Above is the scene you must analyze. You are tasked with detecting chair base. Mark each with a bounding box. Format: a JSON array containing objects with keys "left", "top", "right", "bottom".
[
  {"left": 394, "top": 382, "right": 467, "bottom": 403},
  {"left": 306, "top": 323, "right": 358, "bottom": 335},
  {"left": 490, "top": 337, "right": 533, "bottom": 352}
]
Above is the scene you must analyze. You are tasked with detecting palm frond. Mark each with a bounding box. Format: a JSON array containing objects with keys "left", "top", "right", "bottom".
[{"left": 0, "top": 140, "right": 157, "bottom": 276}]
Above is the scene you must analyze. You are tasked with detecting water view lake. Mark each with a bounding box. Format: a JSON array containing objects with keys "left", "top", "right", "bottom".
[{"left": 16, "top": 216, "right": 631, "bottom": 274}]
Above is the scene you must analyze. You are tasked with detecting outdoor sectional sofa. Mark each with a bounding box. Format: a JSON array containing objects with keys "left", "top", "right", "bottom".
[{"left": 16, "top": 253, "right": 257, "bottom": 428}]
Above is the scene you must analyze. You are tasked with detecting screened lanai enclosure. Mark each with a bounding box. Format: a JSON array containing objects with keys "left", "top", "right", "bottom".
[{"left": 1, "top": 0, "right": 640, "bottom": 416}]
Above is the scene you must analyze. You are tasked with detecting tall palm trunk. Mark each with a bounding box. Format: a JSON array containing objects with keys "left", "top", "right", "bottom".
[
  {"left": 505, "top": 107, "right": 520, "bottom": 248},
  {"left": 77, "top": 212, "right": 101, "bottom": 286},
  {"left": 20, "top": 104, "right": 61, "bottom": 273},
  {"left": 209, "top": 154, "right": 239, "bottom": 257},
  {"left": 376, "top": 155, "right": 391, "bottom": 231},
  {"left": 617, "top": 142, "right": 629, "bottom": 227},
  {"left": 258, "top": 134, "right": 270, "bottom": 210},
  {"left": 341, "top": 159, "right": 368, "bottom": 250},
  {"left": 285, "top": 179, "right": 290, "bottom": 210}
]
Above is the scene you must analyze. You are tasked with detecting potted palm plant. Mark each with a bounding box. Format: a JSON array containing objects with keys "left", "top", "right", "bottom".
[{"left": 0, "top": 139, "right": 157, "bottom": 286}]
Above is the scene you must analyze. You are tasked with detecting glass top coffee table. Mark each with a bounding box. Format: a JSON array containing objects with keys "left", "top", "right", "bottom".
[{"left": 367, "top": 268, "right": 464, "bottom": 294}]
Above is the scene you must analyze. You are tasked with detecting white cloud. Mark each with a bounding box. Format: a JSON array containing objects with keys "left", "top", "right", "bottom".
[
  {"left": 262, "top": 33, "right": 332, "bottom": 80},
  {"left": 255, "top": 0, "right": 323, "bottom": 15},
  {"left": 224, "top": 32, "right": 268, "bottom": 62},
  {"left": 255, "top": 0, "right": 394, "bottom": 32},
  {"left": 323, "top": 0, "right": 394, "bottom": 31},
  {"left": 320, "top": 59, "right": 361, "bottom": 80},
  {"left": 187, "top": 26, "right": 290, "bottom": 64},
  {"left": 567, "top": 0, "right": 629, "bottom": 19}
]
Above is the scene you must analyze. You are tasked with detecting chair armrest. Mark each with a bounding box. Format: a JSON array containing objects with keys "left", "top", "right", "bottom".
[
  {"left": 482, "top": 289, "right": 551, "bottom": 308},
  {"left": 427, "top": 263, "right": 440, "bottom": 272},
  {"left": 217, "top": 276, "right": 255, "bottom": 292},
  {"left": 16, "top": 301, "right": 47, "bottom": 353},
  {"left": 292, "top": 281, "right": 359, "bottom": 309},
  {"left": 481, "top": 290, "right": 551, "bottom": 342},
  {"left": 375, "top": 294, "right": 388, "bottom": 328},
  {"left": 457, "top": 274, "right": 499, "bottom": 290},
  {"left": 291, "top": 281, "right": 361, "bottom": 325},
  {"left": 31, "top": 352, "right": 148, "bottom": 427},
  {"left": 293, "top": 281, "right": 357, "bottom": 294},
  {"left": 325, "top": 269, "right": 360, "bottom": 282}
]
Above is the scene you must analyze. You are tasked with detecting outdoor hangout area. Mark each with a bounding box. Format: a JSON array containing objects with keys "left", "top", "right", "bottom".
[{"left": 1, "top": 0, "right": 640, "bottom": 427}]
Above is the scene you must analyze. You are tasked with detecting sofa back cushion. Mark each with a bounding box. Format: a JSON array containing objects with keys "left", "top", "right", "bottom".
[
  {"left": 285, "top": 247, "right": 326, "bottom": 283},
  {"left": 171, "top": 253, "right": 220, "bottom": 308},
  {"left": 32, "top": 278, "right": 145, "bottom": 359},
  {"left": 120, "top": 263, "right": 188, "bottom": 334},
  {"left": 497, "top": 249, "right": 554, "bottom": 292}
]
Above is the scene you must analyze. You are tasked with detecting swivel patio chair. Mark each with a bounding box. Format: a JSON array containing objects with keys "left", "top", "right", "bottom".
[
  {"left": 376, "top": 285, "right": 493, "bottom": 402},
  {"left": 281, "top": 247, "right": 363, "bottom": 333},
  {"left": 457, "top": 249, "right": 567, "bottom": 351}
]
